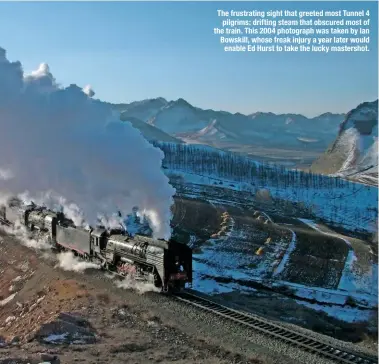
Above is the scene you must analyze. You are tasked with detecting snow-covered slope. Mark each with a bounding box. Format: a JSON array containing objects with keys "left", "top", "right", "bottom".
[
  {"left": 148, "top": 98, "right": 210, "bottom": 134},
  {"left": 118, "top": 98, "right": 345, "bottom": 151},
  {"left": 311, "top": 100, "right": 378, "bottom": 185},
  {"left": 152, "top": 141, "right": 378, "bottom": 234}
]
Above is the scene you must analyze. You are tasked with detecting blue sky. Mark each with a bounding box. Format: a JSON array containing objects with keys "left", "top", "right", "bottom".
[{"left": 0, "top": 1, "right": 377, "bottom": 117}]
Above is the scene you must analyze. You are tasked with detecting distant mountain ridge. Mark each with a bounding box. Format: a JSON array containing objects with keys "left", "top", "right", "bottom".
[
  {"left": 119, "top": 115, "right": 183, "bottom": 144},
  {"left": 311, "top": 99, "right": 378, "bottom": 185},
  {"left": 115, "top": 97, "right": 345, "bottom": 152}
]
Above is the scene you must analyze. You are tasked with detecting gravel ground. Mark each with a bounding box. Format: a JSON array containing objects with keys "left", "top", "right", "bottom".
[
  {"left": 64, "top": 265, "right": 367, "bottom": 364},
  {"left": 0, "top": 232, "right": 376, "bottom": 364},
  {"left": 206, "top": 291, "right": 378, "bottom": 356}
]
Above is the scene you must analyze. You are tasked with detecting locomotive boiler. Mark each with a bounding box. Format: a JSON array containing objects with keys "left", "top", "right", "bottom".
[{"left": 0, "top": 197, "right": 192, "bottom": 292}]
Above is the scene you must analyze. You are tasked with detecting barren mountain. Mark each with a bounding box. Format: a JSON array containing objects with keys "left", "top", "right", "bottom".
[
  {"left": 119, "top": 115, "right": 183, "bottom": 144},
  {"left": 311, "top": 100, "right": 378, "bottom": 185},
  {"left": 117, "top": 98, "right": 345, "bottom": 152}
]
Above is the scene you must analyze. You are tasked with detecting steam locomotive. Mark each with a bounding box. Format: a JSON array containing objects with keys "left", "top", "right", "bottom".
[{"left": 0, "top": 197, "right": 192, "bottom": 292}]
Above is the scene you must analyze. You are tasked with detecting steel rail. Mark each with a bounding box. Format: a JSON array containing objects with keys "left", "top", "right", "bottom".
[{"left": 173, "top": 291, "right": 377, "bottom": 364}]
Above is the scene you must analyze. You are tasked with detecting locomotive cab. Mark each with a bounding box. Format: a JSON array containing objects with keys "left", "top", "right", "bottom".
[
  {"left": 164, "top": 239, "right": 192, "bottom": 290},
  {"left": 91, "top": 228, "right": 107, "bottom": 253}
]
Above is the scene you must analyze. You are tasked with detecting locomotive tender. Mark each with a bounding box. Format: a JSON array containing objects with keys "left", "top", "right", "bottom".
[{"left": 0, "top": 197, "right": 192, "bottom": 292}]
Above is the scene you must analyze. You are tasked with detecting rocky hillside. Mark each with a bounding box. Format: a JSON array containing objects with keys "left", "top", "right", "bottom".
[
  {"left": 119, "top": 115, "right": 183, "bottom": 144},
  {"left": 0, "top": 233, "right": 270, "bottom": 364},
  {"left": 311, "top": 100, "right": 378, "bottom": 185},
  {"left": 116, "top": 98, "right": 345, "bottom": 152}
]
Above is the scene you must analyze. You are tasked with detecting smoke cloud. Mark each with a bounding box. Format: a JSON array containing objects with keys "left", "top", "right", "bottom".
[
  {"left": 106, "top": 272, "right": 160, "bottom": 294},
  {"left": 1, "top": 218, "right": 51, "bottom": 251},
  {"left": 82, "top": 85, "right": 95, "bottom": 98},
  {"left": 115, "top": 276, "right": 161, "bottom": 294},
  {"left": 0, "top": 47, "right": 176, "bottom": 239},
  {"left": 55, "top": 251, "right": 100, "bottom": 272}
]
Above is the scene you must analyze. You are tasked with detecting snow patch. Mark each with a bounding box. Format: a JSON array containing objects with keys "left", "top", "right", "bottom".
[
  {"left": 295, "top": 300, "right": 373, "bottom": 323},
  {"left": 273, "top": 230, "right": 296, "bottom": 276},
  {"left": 164, "top": 164, "right": 377, "bottom": 234},
  {"left": 0, "top": 293, "right": 16, "bottom": 306},
  {"left": 43, "top": 333, "right": 68, "bottom": 344}
]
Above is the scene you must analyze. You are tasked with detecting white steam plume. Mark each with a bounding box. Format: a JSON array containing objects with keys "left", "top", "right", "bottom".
[
  {"left": 0, "top": 169, "right": 14, "bottom": 180},
  {"left": 1, "top": 217, "right": 51, "bottom": 251},
  {"left": 106, "top": 272, "right": 160, "bottom": 294},
  {"left": 82, "top": 84, "right": 95, "bottom": 97},
  {"left": 55, "top": 251, "right": 100, "bottom": 272},
  {"left": 115, "top": 276, "right": 160, "bottom": 294},
  {"left": 0, "top": 47, "right": 176, "bottom": 239}
]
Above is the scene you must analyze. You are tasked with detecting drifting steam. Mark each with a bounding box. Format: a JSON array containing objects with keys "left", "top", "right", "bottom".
[
  {"left": 82, "top": 84, "right": 95, "bottom": 97},
  {"left": 0, "top": 47, "right": 176, "bottom": 239},
  {"left": 0, "top": 217, "right": 51, "bottom": 251},
  {"left": 55, "top": 251, "right": 100, "bottom": 272},
  {"left": 115, "top": 275, "right": 160, "bottom": 294},
  {"left": 105, "top": 271, "right": 160, "bottom": 294}
]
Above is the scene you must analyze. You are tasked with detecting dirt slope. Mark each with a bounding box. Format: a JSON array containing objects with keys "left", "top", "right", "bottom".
[{"left": 0, "top": 232, "right": 272, "bottom": 364}]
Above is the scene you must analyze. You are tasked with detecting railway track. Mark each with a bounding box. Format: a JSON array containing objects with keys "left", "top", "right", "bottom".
[
  {"left": 1, "top": 217, "right": 376, "bottom": 364},
  {"left": 173, "top": 291, "right": 378, "bottom": 364}
]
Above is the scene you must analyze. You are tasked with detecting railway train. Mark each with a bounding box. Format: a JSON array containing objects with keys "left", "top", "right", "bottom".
[{"left": 0, "top": 197, "right": 192, "bottom": 292}]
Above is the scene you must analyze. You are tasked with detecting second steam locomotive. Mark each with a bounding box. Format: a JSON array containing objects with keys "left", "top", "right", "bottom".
[{"left": 0, "top": 197, "right": 192, "bottom": 292}]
